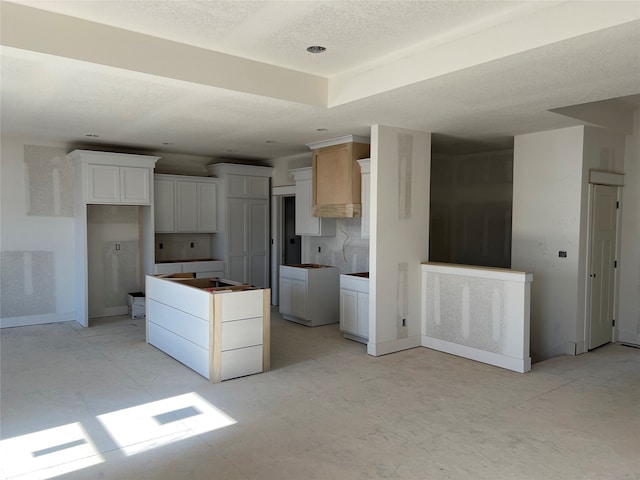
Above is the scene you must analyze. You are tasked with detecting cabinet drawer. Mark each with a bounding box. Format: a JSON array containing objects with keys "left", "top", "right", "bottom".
[
  {"left": 195, "top": 270, "right": 224, "bottom": 279},
  {"left": 148, "top": 299, "right": 209, "bottom": 349},
  {"left": 220, "top": 289, "right": 264, "bottom": 322},
  {"left": 280, "top": 266, "right": 307, "bottom": 281},
  {"left": 221, "top": 345, "right": 263, "bottom": 381},
  {"left": 221, "top": 317, "right": 263, "bottom": 351},
  {"left": 155, "top": 263, "right": 183, "bottom": 274},
  {"left": 148, "top": 322, "right": 209, "bottom": 378},
  {"left": 340, "top": 275, "right": 369, "bottom": 293},
  {"left": 189, "top": 261, "right": 225, "bottom": 273}
]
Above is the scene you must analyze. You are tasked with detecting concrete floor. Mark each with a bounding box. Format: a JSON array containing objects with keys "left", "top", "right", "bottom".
[{"left": 1, "top": 309, "right": 639, "bottom": 480}]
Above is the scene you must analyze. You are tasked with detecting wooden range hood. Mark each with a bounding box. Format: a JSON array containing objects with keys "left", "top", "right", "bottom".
[{"left": 307, "top": 135, "right": 370, "bottom": 218}]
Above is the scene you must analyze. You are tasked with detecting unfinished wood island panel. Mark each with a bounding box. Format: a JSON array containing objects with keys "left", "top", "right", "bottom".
[
  {"left": 146, "top": 274, "right": 270, "bottom": 382},
  {"left": 308, "top": 136, "right": 370, "bottom": 218}
]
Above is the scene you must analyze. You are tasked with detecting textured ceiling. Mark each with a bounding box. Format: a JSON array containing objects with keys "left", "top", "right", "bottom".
[{"left": 1, "top": 1, "right": 639, "bottom": 161}]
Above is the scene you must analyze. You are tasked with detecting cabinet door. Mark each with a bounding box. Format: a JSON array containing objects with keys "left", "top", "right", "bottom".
[
  {"left": 295, "top": 178, "right": 318, "bottom": 236},
  {"left": 227, "top": 175, "right": 247, "bottom": 197},
  {"left": 357, "top": 292, "right": 369, "bottom": 339},
  {"left": 279, "top": 277, "right": 293, "bottom": 315},
  {"left": 197, "top": 182, "right": 217, "bottom": 232},
  {"left": 248, "top": 199, "right": 269, "bottom": 288},
  {"left": 154, "top": 178, "right": 176, "bottom": 232},
  {"left": 248, "top": 177, "right": 269, "bottom": 198},
  {"left": 227, "top": 175, "right": 269, "bottom": 198},
  {"left": 120, "top": 167, "right": 150, "bottom": 204},
  {"left": 228, "top": 199, "right": 248, "bottom": 283},
  {"left": 291, "top": 279, "right": 307, "bottom": 319},
  {"left": 87, "top": 164, "right": 120, "bottom": 203},
  {"left": 176, "top": 181, "right": 198, "bottom": 232},
  {"left": 340, "top": 289, "right": 358, "bottom": 335},
  {"left": 314, "top": 144, "right": 352, "bottom": 206}
]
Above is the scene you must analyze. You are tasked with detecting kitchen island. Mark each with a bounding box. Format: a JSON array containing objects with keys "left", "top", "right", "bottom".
[{"left": 146, "top": 274, "right": 270, "bottom": 382}]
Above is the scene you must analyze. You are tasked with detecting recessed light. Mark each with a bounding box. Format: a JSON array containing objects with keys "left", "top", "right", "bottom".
[
  {"left": 85, "top": 134, "right": 99, "bottom": 138},
  {"left": 316, "top": 128, "right": 328, "bottom": 132},
  {"left": 306, "top": 46, "right": 327, "bottom": 54},
  {"left": 162, "top": 142, "right": 174, "bottom": 145},
  {"left": 265, "top": 140, "right": 276, "bottom": 144}
]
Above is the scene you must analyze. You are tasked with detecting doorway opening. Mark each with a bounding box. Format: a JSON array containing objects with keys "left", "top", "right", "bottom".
[
  {"left": 270, "top": 187, "right": 300, "bottom": 306},
  {"left": 283, "top": 196, "right": 301, "bottom": 265}
]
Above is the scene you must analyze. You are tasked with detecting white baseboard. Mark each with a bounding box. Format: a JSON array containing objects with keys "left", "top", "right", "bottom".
[
  {"left": 618, "top": 330, "right": 640, "bottom": 346},
  {"left": 422, "top": 335, "right": 531, "bottom": 373},
  {"left": 1, "top": 311, "right": 76, "bottom": 329},
  {"left": 367, "top": 335, "right": 421, "bottom": 356}
]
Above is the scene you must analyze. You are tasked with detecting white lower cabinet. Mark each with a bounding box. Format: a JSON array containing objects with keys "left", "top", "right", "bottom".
[
  {"left": 154, "top": 260, "right": 224, "bottom": 278},
  {"left": 340, "top": 274, "right": 370, "bottom": 343},
  {"left": 279, "top": 265, "right": 339, "bottom": 326}
]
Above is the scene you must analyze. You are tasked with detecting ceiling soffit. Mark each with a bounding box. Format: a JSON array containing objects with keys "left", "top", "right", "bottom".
[{"left": 2, "top": 2, "right": 639, "bottom": 110}]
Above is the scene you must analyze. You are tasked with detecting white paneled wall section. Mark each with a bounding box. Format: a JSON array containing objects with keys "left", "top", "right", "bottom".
[{"left": 421, "top": 262, "right": 533, "bottom": 373}]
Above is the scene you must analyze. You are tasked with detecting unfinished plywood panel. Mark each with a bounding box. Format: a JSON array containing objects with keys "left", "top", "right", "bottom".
[
  {"left": 87, "top": 205, "right": 140, "bottom": 318},
  {"left": 312, "top": 141, "right": 369, "bottom": 218},
  {"left": 24, "top": 145, "right": 74, "bottom": 217},
  {"left": 0, "top": 251, "right": 55, "bottom": 317}
]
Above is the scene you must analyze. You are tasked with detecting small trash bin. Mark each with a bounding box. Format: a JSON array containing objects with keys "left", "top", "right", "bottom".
[{"left": 127, "top": 292, "right": 145, "bottom": 319}]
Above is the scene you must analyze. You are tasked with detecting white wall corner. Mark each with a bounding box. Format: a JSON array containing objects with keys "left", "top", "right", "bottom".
[{"left": 366, "top": 336, "right": 422, "bottom": 357}]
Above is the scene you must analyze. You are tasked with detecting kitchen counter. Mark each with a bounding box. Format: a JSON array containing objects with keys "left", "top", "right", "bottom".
[{"left": 146, "top": 274, "right": 270, "bottom": 382}]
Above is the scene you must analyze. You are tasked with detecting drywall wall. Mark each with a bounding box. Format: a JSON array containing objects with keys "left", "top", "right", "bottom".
[
  {"left": 271, "top": 152, "right": 312, "bottom": 187},
  {"left": 303, "top": 218, "right": 369, "bottom": 273},
  {"left": 369, "top": 125, "right": 431, "bottom": 356},
  {"left": 618, "top": 109, "right": 640, "bottom": 345},
  {"left": 512, "top": 126, "right": 584, "bottom": 361},
  {"left": 0, "top": 138, "right": 76, "bottom": 327},
  {"left": 430, "top": 150, "right": 513, "bottom": 268},
  {"left": 155, "top": 233, "right": 213, "bottom": 261},
  {"left": 513, "top": 125, "right": 629, "bottom": 361},
  {"left": 579, "top": 126, "right": 626, "bottom": 351}
]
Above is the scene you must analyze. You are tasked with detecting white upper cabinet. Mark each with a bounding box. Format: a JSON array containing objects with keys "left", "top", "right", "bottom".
[
  {"left": 197, "top": 181, "right": 218, "bottom": 232},
  {"left": 120, "top": 166, "right": 151, "bottom": 204},
  {"left": 176, "top": 181, "right": 199, "bottom": 232},
  {"left": 289, "top": 167, "right": 335, "bottom": 237},
  {"left": 85, "top": 164, "right": 151, "bottom": 205},
  {"left": 227, "top": 174, "right": 269, "bottom": 198},
  {"left": 154, "top": 175, "right": 218, "bottom": 233},
  {"left": 154, "top": 178, "right": 176, "bottom": 232}
]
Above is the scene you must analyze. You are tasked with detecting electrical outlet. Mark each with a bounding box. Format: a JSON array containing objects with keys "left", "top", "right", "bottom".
[
  {"left": 559, "top": 250, "right": 567, "bottom": 258},
  {"left": 115, "top": 243, "right": 121, "bottom": 251}
]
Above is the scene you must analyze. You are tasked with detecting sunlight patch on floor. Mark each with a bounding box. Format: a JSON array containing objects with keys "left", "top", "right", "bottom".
[
  {"left": 96, "top": 392, "right": 236, "bottom": 456},
  {"left": 0, "top": 422, "right": 103, "bottom": 479}
]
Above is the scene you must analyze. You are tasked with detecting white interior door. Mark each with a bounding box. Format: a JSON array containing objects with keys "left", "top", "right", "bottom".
[{"left": 588, "top": 184, "right": 618, "bottom": 350}]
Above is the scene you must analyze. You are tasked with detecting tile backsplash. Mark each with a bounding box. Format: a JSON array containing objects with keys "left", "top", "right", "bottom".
[
  {"left": 155, "top": 233, "right": 213, "bottom": 262},
  {"left": 303, "top": 218, "right": 369, "bottom": 274}
]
